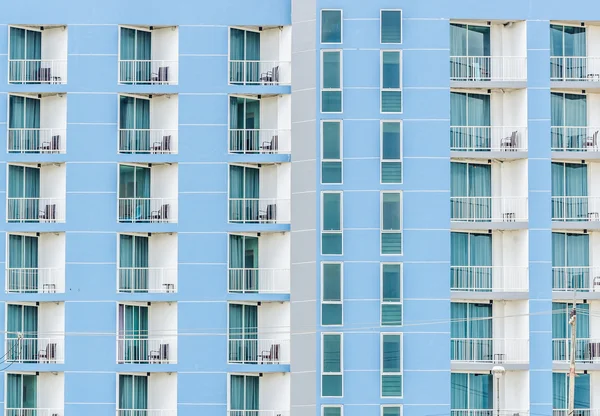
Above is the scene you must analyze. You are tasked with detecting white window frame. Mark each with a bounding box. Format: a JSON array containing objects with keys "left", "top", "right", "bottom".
[
  {"left": 380, "top": 263, "right": 403, "bottom": 326},
  {"left": 381, "top": 405, "right": 403, "bottom": 416},
  {"left": 320, "top": 9, "right": 343, "bottom": 45},
  {"left": 322, "top": 405, "right": 344, "bottom": 416},
  {"left": 226, "top": 373, "right": 261, "bottom": 412},
  {"left": 380, "top": 9, "right": 403, "bottom": 44},
  {"left": 380, "top": 332, "right": 403, "bottom": 398},
  {"left": 380, "top": 120, "right": 403, "bottom": 185},
  {"left": 321, "top": 191, "right": 343, "bottom": 256},
  {"left": 321, "top": 262, "right": 343, "bottom": 326},
  {"left": 321, "top": 120, "right": 343, "bottom": 185},
  {"left": 321, "top": 332, "right": 344, "bottom": 398},
  {"left": 380, "top": 50, "right": 403, "bottom": 114},
  {"left": 117, "top": 25, "right": 153, "bottom": 85},
  {"left": 321, "top": 49, "right": 343, "bottom": 114},
  {"left": 380, "top": 191, "right": 403, "bottom": 256}
]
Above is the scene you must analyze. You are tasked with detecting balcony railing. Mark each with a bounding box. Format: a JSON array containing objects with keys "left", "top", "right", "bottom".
[
  {"left": 117, "top": 336, "right": 177, "bottom": 364},
  {"left": 451, "top": 411, "right": 529, "bottom": 416},
  {"left": 228, "top": 338, "right": 290, "bottom": 364},
  {"left": 229, "top": 198, "right": 291, "bottom": 224},
  {"left": 450, "top": 266, "right": 528, "bottom": 292},
  {"left": 228, "top": 412, "right": 290, "bottom": 416},
  {"left": 118, "top": 198, "right": 177, "bottom": 223},
  {"left": 8, "top": 129, "right": 66, "bottom": 153},
  {"left": 118, "top": 129, "right": 177, "bottom": 154},
  {"left": 229, "top": 129, "right": 291, "bottom": 154},
  {"left": 552, "top": 267, "right": 600, "bottom": 292},
  {"left": 6, "top": 336, "right": 65, "bottom": 363},
  {"left": 551, "top": 127, "right": 600, "bottom": 151},
  {"left": 228, "top": 268, "right": 290, "bottom": 294},
  {"left": 7, "top": 198, "right": 66, "bottom": 223},
  {"left": 551, "top": 56, "right": 600, "bottom": 81},
  {"left": 8, "top": 59, "right": 67, "bottom": 84},
  {"left": 229, "top": 60, "right": 291, "bottom": 85},
  {"left": 117, "top": 410, "right": 176, "bottom": 416},
  {"left": 450, "top": 56, "right": 527, "bottom": 81},
  {"left": 552, "top": 196, "right": 600, "bottom": 222},
  {"left": 450, "top": 197, "right": 528, "bottom": 222},
  {"left": 553, "top": 338, "right": 600, "bottom": 363},
  {"left": 450, "top": 126, "right": 527, "bottom": 152},
  {"left": 6, "top": 409, "right": 64, "bottom": 416},
  {"left": 554, "top": 410, "right": 600, "bottom": 416},
  {"left": 117, "top": 267, "right": 177, "bottom": 293},
  {"left": 451, "top": 338, "right": 529, "bottom": 363},
  {"left": 118, "top": 60, "right": 178, "bottom": 85},
  {"left": 6, "top": 268, "right": 64, "bottom": 293}
]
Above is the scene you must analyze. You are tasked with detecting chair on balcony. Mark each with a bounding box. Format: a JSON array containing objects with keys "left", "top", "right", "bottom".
[
  {"left": 259, "top": 343, "right": 280, "bottom": 364},
  {"left": 40, "top": 135, "right": 61, "bottom": 153},
  {"left": 151, "top": 204, "right": 170, "bottom": 222},
  {"left": 260, "top": 65, "right": 280, "bottom": 85},
  {"left": 39, "top": 204, "right": 57, "bottom": 222},
  {"left": 38, "top": 67, "right": 52, "bottom": 83},
  {"left": 151, "top": 66, "right": 169, "bottom": 84},
  {"left": 260, "top": 135, "right": 279, "bottom": 154},
  {"left": 38, "top": 342, "right": 57, "bottom": 363},
  {"left": 586, "top": 131, "right": 599, "bottom": 150},
  {"left": 152, "top": 135, "right": 172, "bottom": 153},
  {"left": 259, "top": 204, "right": 277, "bottom": 222},
  {"left": 501, "top": 131, "right": 518, "bottom": 151},
  {"left": 149, "top": 343, "right": 170, "bottom": 363}
]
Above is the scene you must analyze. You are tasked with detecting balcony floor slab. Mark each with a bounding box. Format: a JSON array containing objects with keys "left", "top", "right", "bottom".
[
  {"left": 451, "top": 362, "right": 529, "bottom": 372},
  {"left": 451, "top": 221, "right": 528, "bottom": 231},
  {"left": 228, "top": 154, "right": 291, "bottom": 164},
  {"left": 451, "top": 150, "right": 528, "bottom": 160},
  {"left": 553, "top": 362, "right": 600, "bottom": 372},
  {"left": 552, "top": 221, "right": 600, "bottom": 231},
  {"left": 451, "top": 291, "right": 529, "bottom": 301},
  {"left": 451, "top": 80, "right": 527, "bottom": 90},
  {"left": 552, "top": 291, "right": 600, "bottom": 301},
  {"left": 227, "top": 293, "right": 290, "bottom": 302},
  {"left": 551, "top": 81, "right": 600, "bottom": 91},
  {"left": 551, "top": 151, "right": 600, "bottom": 161},
  {"left": 227, "top": 363, "right": 290, "bottom": 373}
]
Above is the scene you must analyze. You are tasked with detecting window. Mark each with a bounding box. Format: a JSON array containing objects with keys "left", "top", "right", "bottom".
[
  {"left": 450, "top": 24, "right": 491, "bottom": 81},
  {"left": 381, "top": 121, "right": 402, "bottom": 183},
  {"left": 552, "top": 302, "right": 589, "bottom": 362},
  {"left": 322, "top": 333, "right": 343, "bottom": 397},
  {"left": 451, "top": 302, "right": 492, "bottom": 361},
  {"left": 322, "top": 121, "right": 343, "bottom": 183},
  {"left": 551, "top": 162, "right": 588, "bottom": 221},
  {"left": 322, "top": 51, "right": 343, "bottom": 113},
  {"left": 382, "top": 406, "right": 402, "bottom": 416},
  {"left": 381, "top": 333, "right": 402, "bottom": 397},
  {"left": 550, "top": 24, "right": 586, "bottom": 81},
  {"left": 322, "top": 263, "right": 343, "bottom": 326},
  {"left": 381, "top": 51, "right": 402, "bottom": 113},
  {"left": 323, "top": 406, "right": 343, "bottom": 416},
  {"left": 451, "top": 373, "right": 492, "bottom": 410},
  {"left": 381, "top": 264, "right": 402, "bottom": 326},
  {"left": 552, "top": 233, "right": 589, "bottom": 290},
  {"left": 550, "top": 92, "right": 587, "bottom": 151},
  {"left": 552, "top": 372, "right": 590, "bottom": 409},
  {"left": 322, "top": 192, "right": 343, "bottom": 255},
  {"left": 381, "top": 192, "right": 402, "bottom": 255},
  {"left": 381, "top": 10, "right": 402, "bottom": 43},
  {"left": 321, "top": 10, "right": 342, "bottom": 43}
]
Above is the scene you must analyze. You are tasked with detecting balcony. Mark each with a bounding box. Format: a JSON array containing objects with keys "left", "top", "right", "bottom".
[
  {"left": 554, "top": 411, "right": 600, "bottom": 416},
  {"left": 117, "top": 412, "right": 176, "bottom": 416},
  {"left": 553, "top": 338, "right": 600, "bottom": 363},
  {"left": 552, "top": 267, "right": 600, "bottom": 292},
  {"left": 8, "top": 25, "right": 68, "bottom": 84},
  {"left": 6, "top": 410, "right": 64, "bottom": 416},
  {"left": 451, "top": 411, "right": 529, "bottom": 416},
  {"left": 227, "top": 412, "right": 290, "bottom": 416},
  {"left": 450, "top": 197, "right": 528, "bottom": 223},
  {"left": 228, "top": 338, "right": 290, "bottom": 364},
  {"left": 118, "top": 26, "right": 178, "bottom": 85},
  {"left": 451, "top": 266, "right": 529, "bottom": 293},
  {"left": 5, "top": 372, "right": 64, "bottom": 416},
  {"left": 8, "top": 93, "right": 67, "bottom": 154},
  {"left": 228, "top": 373, "right": 289, "bottom": 416},
  {"left": 228, "top": 26, "right": 291, "bottom": 86},
  {"left": 450, "top": 56, "right": 527, "bottom": 82},
  {"left": 450, "top": 126, "right": 528, "bottom": 153},
  {"left": 6, "top": 336, "right": 65, "bottom": 364},
  {"left": 117, "top": 372, "right": 176, "bottom": 415},
  {"left": 552, "top": 197, "right": 600, "bottom": 222},
  {"left": 451, "top": 338, "right": 529, "bottom": 363},
  {"left": 117, "top": 163, "right": 178, "bottom": 223},
  {"left": 118, "top": 94, "right": 178, "bottom": 154},
  {"left": 229, "top": 129, "right": 291, "bottom": 154}
]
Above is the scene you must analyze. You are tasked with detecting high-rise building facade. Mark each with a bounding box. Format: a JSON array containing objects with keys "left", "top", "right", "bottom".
[{"left": 0, "top": 0, "right": 600, "bottom": 415}]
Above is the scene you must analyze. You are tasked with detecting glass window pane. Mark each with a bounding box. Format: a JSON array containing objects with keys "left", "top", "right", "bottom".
[
  {"left": 383, "top": 407, "right": 401, "bottom": 416},
  {"left": 323, "top": 91, "right": 342, "bottom": 113},
  {"left": 382, "top": 52, "right": 400, "bottom": 89},
  {"left": 322, "top": 375, "right": 343, "bottom": 396},
  {"left": 383, "top": 193, "right": 401, "bottom": 230},
  {"left": 323, "top": 52, "right": 341, "bottom": 89},
  {"left": 382, "top": 233, "right": 402, "bottom": 255},
  {"left": 382, "top": 122, "right": 401, "bottom": 160},
  {"left": 382, "top": 162, "right": 402, "bottom": 184},
  {"left": 467, "top": 25, "right": 490, "bottom": 56},
  {"left": 324, "top": 407, "right": 342, "bottom": 416},
  {"left": 323, "top": 162, "right": 342, "bottom": 184},
  {"left": 450, "top": 23, "right": 467, "bottom": 56},
  {"left": 322, "top": 304, "right": 343, "bottom": 325},
  {"left": 323, "top": 122, "right": 341, "bottom": 159},
  {"left": 323, "top": 334, "right": 341, "bottom": 372},
  {"left": 382, "top": 91, "right": 402, "bottom": 113},
  {"left": 383, "top": 334, "right": 401, "bottom": 372},
  {"left": 382, "top": 264, "right": 401, "bottom": 301},
  {"left": 323, "top": 264, "right": 341, "bottom": 300},
  {"left": 382, "top": 304, "right": 402, "bottom": 326},
  {"left": 381, "top": 11, "right": 401, "bottom": 43},
  {"left": 323, "top": 234, "right": 343, "bottom": 255},
  {"left": 382, "top": 375, "right": 402, "bottom": 397},
  {"left": 323, "top": 193, "right": 341, "bottom": 230},
  {"left": 322, "top": 10, "right": 342, "bottom": 43}
]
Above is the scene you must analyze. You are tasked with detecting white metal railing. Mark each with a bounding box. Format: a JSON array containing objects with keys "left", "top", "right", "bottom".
[
  {"left": 450, "top": 197, "right": 528, "bottom": 222},
  {"left": 450, "top": 56, "right": 527, "bottom": 81},
  {"left": 451, "top": 338, "right": 529, "bottom": 363},
  {"left": 229, "top": 129, "right": 291, "bottom": 154},
  {"left": 554, "top": 410, "right": 600, "bottom": 416},
  {"left": 228, "top": 338, "right": 290, "bottom": 364},
  {"left": 117, "top": 336, "right": 177, "bottom": 364},
  {"left": 7, "top": 128, "right": 66, "bottom": 153},
  {"left": 229, "top": 60, "right": 291, "bottom": 85},
  {"left": 5, "top": 268, "right": 64, "bottom": 293},
  {"left": 118, "top": 60, "right": 178, "bottom": 85},
  {"left": 552, "top": 267, "right": 600, "bottom": 292},
  {"left": 117, "top": 267, "right": 177, "bottom": 293},
  {"left": 451, "top": 411, "right": 529, "bottom": 416},
  {"left": 229, "top": 198, "right": 291, "bottom": 224},
  {"left": 7, "top": 198, "right": 66, "bottom": 223},
  {"left": 5, "top": 409, "right": 64, "bottom": 416},
  {"left": 228, "top": 268, "right": 290, "bottom": 294},
  {"left": 551, "top": 126, "right": 600, "bottom": 151},
  {"left": 553, "top": 338, "right": 600, "bottom": 363},
  {"left": 117, "top": 410, "right": 176, "bottom": 416},
  {"left": 8, "top": 59, "right": 67, "bottom": 84},
  {"left": 552, "top": 196, "right": 600, "bottom": 222},
  {"left": 118, "top": 129, "right": 178, "bottom": 154},
  {"left": 227, "top": 412, "right": 290, "bottom": 416},
  {"left": 450, "top": 126, "right": 527, "bottom": 152},
  {"left": 450, "top": 266, "right": 528, "bottom": 292},
  {"left": 118, "top": 198, "right": 177, "bottom": 223},
  {"left": 551, "top": 56, "right": 600, "bottom": 81},
  {"left": 5, "top": 336, "right": 65, "bottom": 363}
]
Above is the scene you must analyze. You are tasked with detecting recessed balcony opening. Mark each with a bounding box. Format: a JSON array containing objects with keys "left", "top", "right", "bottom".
[
  {"left": 8, "top": 93, "right": 67, "bottom": 154},
  {"left": 117, "top": 302, "right": 177, "bottom": 364},
  {"left": 227, "top": 373, "right": 290, "bottom": 416},
  {"left": 551, "top": 231, "right": 600, "bottom": 292},
  {"left": 5, "top": 372, "right": 65, "bottom": 416},
  {"left": 550, "top": 161, "right": 600, "bottom": 222},
  {"left": 6, "top": 232, "right": 65, "bottom": 294},
  {"left": 7, "top": 163, "right": 66, "bottom": 223},
  {"left": 118, "top": 25, "right": 179, "bottom": 85},
  {"left": 552, "top": 301, "right": 600, "bottom": 364},
  {"left": 229, "top": 26, "right": 291, "bottom": 86},
  {"left": 117, "top": 163, "right": 178, "bottom": 223},
  {"left": 118, "top": 94, "right": 178, "bottom": 154},
  {"left": 117, "top": 233, "right": 177, "bottom": 293},
  {"left": 551, "top": 91, "right": 600, "bottom": 152},
  {"left": 8, "top": 25, "right": 68, "bottom": 84},
  {"left": 550, "top": 22, "right": 600, "bottom": 83},
  {"left": 117, "top": 373, "right": 177, "bottom": 416},
  {"left": 552, "top": 371, "right": 597, "bottom": 416}
]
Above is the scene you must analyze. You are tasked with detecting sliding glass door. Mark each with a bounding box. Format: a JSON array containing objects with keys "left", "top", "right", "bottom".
[
  {"left": 120, "top": 27, "right": 152, "bottom": 83},
  {"left": 451, "top": 162, "right": 491, "bottom": 220},
  {"left": 120, "top": 96, "right": 151, "bottom": 152},
  {"left": 119, "top": 165, "right": 151, "bottom": 221},
  {"left": 451, "top": 373, "right": 492, "bottom": 411},
  {"left": 8, "top": 165, "right": 40, "bottom": 222},
  {"left": 552, "top": 302, "right": 589, "bottom": 361},
  {"left": 451, "top": 232, "right": 492, "bottom": 291},
  {"left": 119, "top": 374, "right": 148, "bottom": 411},
  {"left": 229, "top": 96, "right": 261, "bottom": 152},
  {"left": 9, "top": 95, "right": 41, "bottom": 152},
  {"left": 119, "top": 304, "right": 149, "bottom": 363},
  {"left": 551, "top": 25, "right": 586, "bottom": 80},
  {"left": 230, "top": 375, "right": 259, "bottom": 413},
  {"left": 7, "top": 304, "right": 38, "bottom": 362},
  {"left": 228, "top": 304, "right": 258, "bottom": 363},
  {"left": 229, "top": 165, "right": 260, "bottom": 222},
  {"left": 229, "top": 235, "right": 259, "bottom": 292},
  {"left": 451, "top": 303, "right": 492, "bottom": 361},
  {"left": 552, "top": 233, "right": 589, "bottom": 290},
  {"left": 119, "top": 235, "right": 149, "bottom": 292},
  {"left": 8, "top": 234, "right": 39, "bottom": 293},
  {"left": 450, "top": 23, "right": 491, "bottom": 80},
  {"left": 551, "top": 93, "right": 587, "bottom": 150},
  {"left": 6, "top": 374, "right": 37, "bottom": 412},
  {"left": 551, "top": 162, "right": 588, "bottom": 220},
  {"left": 230, "top": 28, "right": 261, "bottom": 84},
  {"left": 450, "top": 92, "right": 491, "bottom": 150},
  {"left": 553, "top": 372, "right": 590, "bottom": 410},
  {"left": 9, "top": 27, "right": 41, "bottom": 84}
]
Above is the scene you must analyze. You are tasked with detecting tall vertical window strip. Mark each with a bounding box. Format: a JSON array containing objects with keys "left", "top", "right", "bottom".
[
  {"left": 322, "top": 263, "right": 343, "bottom": 325},
  {"left": 381, "top": 192, "right": 402, "bottom": 255},
  {"left": 321, "top": 10, "right": 342, "bottom": 43},
  {"left": 381, "top": 122, "right": 402, "bottom": 183},
  {"left": 322, "top": 121, "right": 342, "bottom": 183},
  {"left": 381, "top": 51, "right": 402, "bottom": 113},
  {"left": 322, "top": 192, "right": 343, "bottom": 255},
  {"left": 381, "top": 264, "right": 402, "bottom": 326},
  {"left": 322, "top": 334, "right": 343, "bottom": 397},
  {"left": 381, "top": 10, "right": 402, "bottom": 43},
  {"left": 322, "top": 51, "right": 342, "bottom": 113},
  {"left": 381, "top": 334, "right": 402, "bottom": 397}
]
